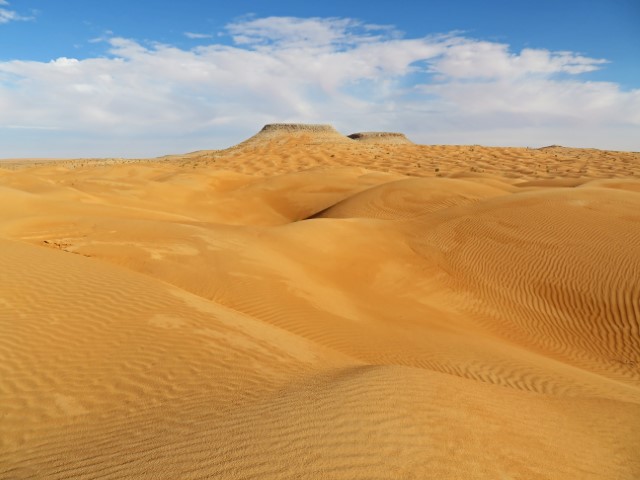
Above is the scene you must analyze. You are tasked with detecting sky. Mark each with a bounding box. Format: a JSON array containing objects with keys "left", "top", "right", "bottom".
[{"left": 0, "top": 0, "right": 639, "bottom": 157}]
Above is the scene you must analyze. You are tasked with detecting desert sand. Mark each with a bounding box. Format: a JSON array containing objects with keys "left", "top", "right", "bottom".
[{"left": 1, "top": 123, "right": 639, "bottom": 479}]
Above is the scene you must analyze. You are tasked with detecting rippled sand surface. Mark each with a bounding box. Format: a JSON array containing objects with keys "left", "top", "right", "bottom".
[{"left": 1, "top": 125, "right": 639, "bottom": 479}]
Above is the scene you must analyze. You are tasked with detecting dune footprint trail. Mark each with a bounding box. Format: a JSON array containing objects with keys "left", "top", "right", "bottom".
[{"left": 1, "top": 124, "right": 640, "bottom": 479}]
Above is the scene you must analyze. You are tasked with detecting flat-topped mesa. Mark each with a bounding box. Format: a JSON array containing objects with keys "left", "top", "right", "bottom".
[
  {"left": 233, "top": 123, "right": 354, "bottom": 149},
  {"left": 261, "top": 123, "right": 338, "bottom": 133},
  {"left": 538, "top": 145, "right": 565, "bottom": 150},
  {"left": 347, "top": 132, "right": 414, "bottom": 144}
]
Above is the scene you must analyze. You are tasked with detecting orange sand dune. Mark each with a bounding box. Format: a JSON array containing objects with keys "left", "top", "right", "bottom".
[{"left": 1, "top": 124, "right": 639, "bottom": 479}]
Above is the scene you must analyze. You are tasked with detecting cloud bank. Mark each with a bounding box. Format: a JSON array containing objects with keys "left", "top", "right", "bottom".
[{"left": 0, "top": 16, "right": 638, "bottom": 157}]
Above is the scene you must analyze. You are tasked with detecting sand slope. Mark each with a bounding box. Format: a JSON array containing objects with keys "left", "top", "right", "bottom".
[{"left": 1, "top": 126, "right": 639, "bottom": 479}]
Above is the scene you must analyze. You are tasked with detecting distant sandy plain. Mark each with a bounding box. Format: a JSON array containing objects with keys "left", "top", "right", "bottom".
[{"left": 1, "top": 124, "right": 639, "bottom": 479}]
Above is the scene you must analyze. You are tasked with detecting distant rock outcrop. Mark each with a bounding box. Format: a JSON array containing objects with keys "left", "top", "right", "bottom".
[
  {"left": 261, "top": 123, "right": 339, "bottom": 133},
  {"left": 236, "top": 123, "right": 354, "bottom": 148},
  {"left": 348, "top": 132, "right": 414, "bottom": 144}
]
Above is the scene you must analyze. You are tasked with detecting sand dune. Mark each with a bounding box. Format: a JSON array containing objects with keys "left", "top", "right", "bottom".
[
  {"left": 314, "top": 176, "right": 509, "bottom": 219},
  {"left": 1, "top": 124, "right": 639, "bottom": 479}
]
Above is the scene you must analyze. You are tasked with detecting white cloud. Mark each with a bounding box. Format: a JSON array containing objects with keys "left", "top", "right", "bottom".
[
  {"left": 429, "top": 39, "right": 608, "bottom": 80},
  {"left": 0, "top": 0, "right": 31, "bottom": 24},
  {"left": 225, "top": 16, "right": 397, "bottom": 49},
  {"left": 0, "top": 16, "right": 638, "bottom": 157},
  {"left": 184, "top": 32, "right": 213, "bottom": 39}
]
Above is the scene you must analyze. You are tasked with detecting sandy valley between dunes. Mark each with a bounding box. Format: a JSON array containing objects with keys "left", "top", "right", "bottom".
[{"left": 1, "top": 124, "right": 639, "bottom": 479}]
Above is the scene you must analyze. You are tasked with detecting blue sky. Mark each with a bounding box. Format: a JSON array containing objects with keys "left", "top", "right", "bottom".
[{"left": 0, "top": 0, "right": 639, "bottom": 157}]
